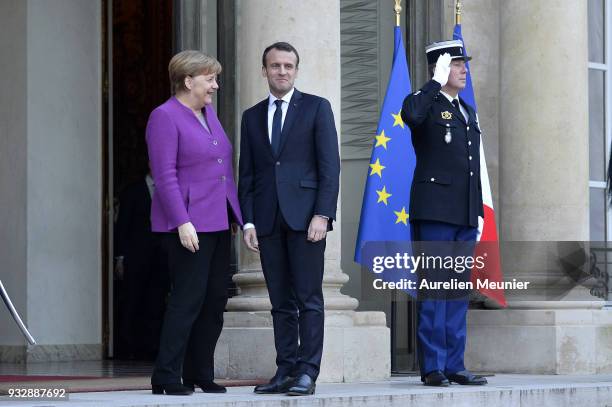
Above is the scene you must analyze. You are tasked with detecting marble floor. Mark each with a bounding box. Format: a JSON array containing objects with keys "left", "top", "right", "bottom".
[{"left": 0, "top": 374, "right": 610, "bottom": 407}]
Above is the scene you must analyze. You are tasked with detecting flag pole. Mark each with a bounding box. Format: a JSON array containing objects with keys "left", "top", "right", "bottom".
[
  {"left": 455, "top": 0, "right": 463, "bottom": 25},
  {"left": 394, "top": 0, "right": 402, "bottom": 27}
]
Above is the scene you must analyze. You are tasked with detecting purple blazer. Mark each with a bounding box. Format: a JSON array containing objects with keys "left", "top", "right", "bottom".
[{"left": 146, "top": 97, "right": 243, "bottom": 232}]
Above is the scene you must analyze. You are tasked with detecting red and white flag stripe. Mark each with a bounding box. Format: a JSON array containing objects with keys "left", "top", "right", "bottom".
[{"left": 473, "top": 134, "right": 507, "bottom": 307}]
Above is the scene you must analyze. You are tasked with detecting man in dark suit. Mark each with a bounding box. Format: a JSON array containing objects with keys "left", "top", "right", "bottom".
[
  {"left": 115, "top": 172, "right": 169, "bottom": 360},
  {"left": 401, "top": 40, "right": 487, "bottom": 387},
  {"left": 238, "top": 42, "right": 340, "bottom": 396}
]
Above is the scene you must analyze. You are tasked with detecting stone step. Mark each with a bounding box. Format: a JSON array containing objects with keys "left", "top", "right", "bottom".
[{"left": 1, "top": 375, "right": 611, "bottom": 407}]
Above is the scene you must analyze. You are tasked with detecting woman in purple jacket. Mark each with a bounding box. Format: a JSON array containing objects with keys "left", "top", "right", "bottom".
[{"left": 146, "top": 50, "right": 243, "bottom": 396}]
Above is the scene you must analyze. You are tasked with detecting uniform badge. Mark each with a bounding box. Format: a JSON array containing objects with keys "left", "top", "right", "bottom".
[
  {"left": 444, "top": 123, "right": 452, "bottom": 144},
  {"left": 441, "top": 111, "right": 452, "bottom": 120}
]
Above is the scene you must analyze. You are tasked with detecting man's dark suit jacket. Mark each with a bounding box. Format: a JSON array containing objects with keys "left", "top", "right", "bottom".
[
  {"left": 115, "top": 178, "right": 169, "bottom": 360},
  {"left": 238, "top": 89, "right": 340, "bottom": 236}
]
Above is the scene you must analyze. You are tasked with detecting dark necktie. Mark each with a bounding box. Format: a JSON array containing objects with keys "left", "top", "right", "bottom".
[
  {"left": 452, "top": 99, "right": 466, "bottom": 122},
  {"left": 271, "top": 99, "right": 283, "bottom": 155},
  {"left": 452, "top": 99, "right": 461, "bottom": 112}
]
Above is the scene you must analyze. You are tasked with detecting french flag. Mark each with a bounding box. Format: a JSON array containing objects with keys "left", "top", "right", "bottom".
[{"left": 454, "top": 23, "right": 507, "bottom": 307}]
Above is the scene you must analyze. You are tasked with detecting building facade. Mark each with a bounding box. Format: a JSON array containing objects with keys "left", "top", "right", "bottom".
[{"left": 0, "top": 0, "right": 610, "bottom": 378}]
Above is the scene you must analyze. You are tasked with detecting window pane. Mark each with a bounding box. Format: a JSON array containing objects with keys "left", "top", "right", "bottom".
[
  {"left": 590, "top": 187, "right": 606, "bottom": 241},
  {"left": 589, "top": 0, "right": 605, "bottom": 63},
  {"left": 589, "top": 69, "right": 606, "bottom": 181}
]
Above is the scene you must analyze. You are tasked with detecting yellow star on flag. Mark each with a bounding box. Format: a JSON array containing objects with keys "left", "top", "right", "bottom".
[
  {"left": 394, "top": 207, "right": 409, "bottom": 225},
  {"left": 374, "top": 130, "right": 391, "bottom": 149},
  {"left": 369, "top": 158, "right": 385, "bottom": 178},
  {"left": 391, "top": 110, "right": 405, "bottom": 129},
  {"left": 376, "top": 186, "right": 392, "bottom": 205}
]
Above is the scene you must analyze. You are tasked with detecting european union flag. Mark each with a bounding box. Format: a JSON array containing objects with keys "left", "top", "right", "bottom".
[{"left": 354, "top": 27, "right": 416, "bottom": 288}]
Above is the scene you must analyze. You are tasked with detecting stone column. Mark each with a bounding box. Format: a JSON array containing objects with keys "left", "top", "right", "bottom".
[
  {"left": 0, "top": 0, "right": 102, "bottom": 362},
  {"left": 215, "top": 0, "right": 390, "bottom": 383},
  {"left": 465, "top": 0, "right": 612, "bottom": 374},
  {"left": 499, "top": 0, "right": 589, "bottom": 244},
  {"left": 0, "top": 0, "right": 28, "bottom": 357}
]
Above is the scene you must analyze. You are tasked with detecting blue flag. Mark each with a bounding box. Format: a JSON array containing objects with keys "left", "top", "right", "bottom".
[
  {"left": 354, "top": 27, "right": 415, "bottom": 265},
  {"left": 453, "top": 24, "right": 477, "bottom": 110}
]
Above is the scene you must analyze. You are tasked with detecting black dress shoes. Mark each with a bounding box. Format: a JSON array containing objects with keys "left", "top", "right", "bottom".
[
  {"left": 254, "top": 375, "right": 294, "bottom": 394},
  {"left": 151, "top": 383, "right": 194, "bottom": 395},
  {"left": 421, "top": 370, "right": 450, "bottom": 387},
  {"left": 446, "top": 370, "right": 488, "bottom": 385},
  {"left": 184, "top": 380, "right": 227, "bottom": 393},
  {"left": 287, "top": 373, "right": 316, "bottom": 396}
]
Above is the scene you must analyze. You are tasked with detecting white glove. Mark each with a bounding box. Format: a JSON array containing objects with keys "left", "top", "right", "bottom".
[
  {"left": 178, "top": 222, "right": 199, "bottom": 253},
  {"left": 432, "top": 53, "right": 452, "bottom": 87}
]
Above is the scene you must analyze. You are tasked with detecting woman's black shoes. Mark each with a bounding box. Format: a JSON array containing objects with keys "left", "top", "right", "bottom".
[
  {"left": 184, "top": 381, "right": 227, "bottom": 393},
  {"left": 151, "top": 383, "right": 194, "bottom": 395}
]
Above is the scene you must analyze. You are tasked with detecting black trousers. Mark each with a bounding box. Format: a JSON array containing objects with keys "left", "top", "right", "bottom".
[
  {"left": 151, "top": 230, "right": 230, "bottom": 385},
  {"left": 117, "top": 242, "right": 169, "bottom": 360},
  {"left": 258, "top": 210, "right": 326, "bottom": 380}
]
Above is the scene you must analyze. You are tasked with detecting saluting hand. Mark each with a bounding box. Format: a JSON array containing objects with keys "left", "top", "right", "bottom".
[
  {"left": 178, "top": 222, "right": 199, "bottom": 253},
  {"left": 433, "top": 52, "right": 452, "bottom": 87}
]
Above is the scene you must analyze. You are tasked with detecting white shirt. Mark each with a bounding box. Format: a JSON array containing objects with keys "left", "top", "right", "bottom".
[
  {"left": 145, "top": 174, "right": 155, "bottom": 198},
  {"left": 266, "top": 87, "right": 295, "bottom": 142},
  {"left": 440, "top": 90, "right": 468, "bottom": 122}
]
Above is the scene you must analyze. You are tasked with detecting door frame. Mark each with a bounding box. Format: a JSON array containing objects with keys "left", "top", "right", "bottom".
[{"left": 101, "top": 0, "right": 236, "bottom": 357}]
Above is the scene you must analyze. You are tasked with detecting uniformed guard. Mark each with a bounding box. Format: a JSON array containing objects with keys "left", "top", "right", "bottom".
[{"left": 401, "top": 39, "right": 488, "bottom": 387}]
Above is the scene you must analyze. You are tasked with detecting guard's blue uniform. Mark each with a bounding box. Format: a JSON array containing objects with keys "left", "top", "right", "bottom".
[{"left": 401, "top": 78, "right": 484, "bottom": 377}]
